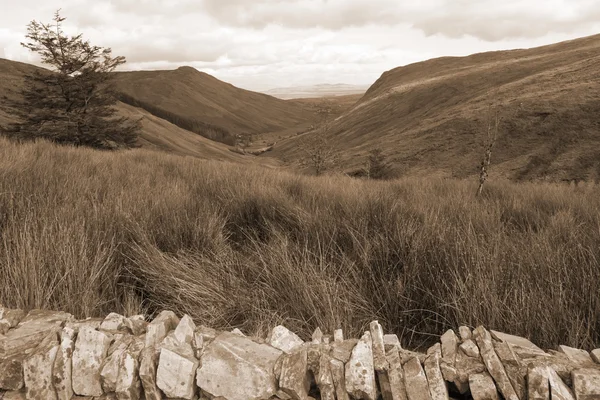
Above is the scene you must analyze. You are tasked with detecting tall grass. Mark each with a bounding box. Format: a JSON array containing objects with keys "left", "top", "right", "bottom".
[{"left": 1, "top": 137, "right": 599, "bottom": 350}]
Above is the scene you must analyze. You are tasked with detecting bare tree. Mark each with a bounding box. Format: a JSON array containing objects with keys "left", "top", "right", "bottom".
[
  {"left": 476, "top": 105, "right": 500, "bottom": 196},
  {"left": 301, "top": 136, "right": 339, "bottom": 176},
  {"left": 365, "top": 148, "right": 391, "bottom": 179}
]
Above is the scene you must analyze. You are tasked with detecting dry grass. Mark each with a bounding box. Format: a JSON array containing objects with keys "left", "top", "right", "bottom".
[{"left": 1, "top": 137, "right": 599, "bottom": 350}]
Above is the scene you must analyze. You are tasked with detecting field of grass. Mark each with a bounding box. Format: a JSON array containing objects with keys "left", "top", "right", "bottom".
[{"left": 1, "top": 137, "right": 599, "bottom": 350}]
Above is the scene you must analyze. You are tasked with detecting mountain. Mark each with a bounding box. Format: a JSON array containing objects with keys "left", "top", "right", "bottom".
[
  {"left": 111, "top": 67, "right": 318, "bottom": 144},
  {"left": 273, "top": 34, "right": 600, "bottom": 182},
  {"left": 263, "top": 83, "right": 369, "bottom": 99},
  {"left": 0, "top": 58, "right": 259, "bottom": 163}
]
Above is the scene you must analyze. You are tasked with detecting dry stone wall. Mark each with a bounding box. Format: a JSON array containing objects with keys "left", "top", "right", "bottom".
[{"left": 1, "top": 306, "right": 600, "bottom": 399}]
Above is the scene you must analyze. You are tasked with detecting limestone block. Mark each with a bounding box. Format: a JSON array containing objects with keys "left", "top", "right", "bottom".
[
  {"left": 370, "top": 320, "right": 388, "bottom": 371},
  {"left": 345, "top": 331, "right": 377, "bottom": 400},
  {"left": 72, "top": 326, "right": 112, "bottom": 397},
  {"left": 384, "top": 334, "right": 401, "bottom": 352},
  {"left": 99, "top": 313, "right": 127, "bottom": 332},
  {"left": 311, "top": 327, "right": 323, "bottom": 344},
  {"left": 558, "top": 345, "right": 594, "bottom": 365},
  {"left": 469, "top": 372, "right": 499, "bottom": 400},
  {"left": 173, "top": 314, "right": 196, "bottom": 345},
  {"left": 331, "top": 339, "right": 358, "bottom": 363},
  {"left": 403, "top": 357, "right": 431, "bottom": 400},
  {"left": 440, "top": 330, "right": 459, "bottom": 366},
  {"left": 317, "top": 353, "right": 336, "bottom": 400},
  {"left": 156, "top": 342, "right": 198, "bottom": 400},
  {"left": 123, "top": 315, "right": 146, "bottom": 336},
  {"left": 458, "top": 326, "right": 472, "bottom": 342},
  {"left": 145, "top": 310, "right": 179, "bottom": 348},
  {"left": 547, "top": 366, "right": 575, "bottom": 400},
  {"left": 333, "top": 329, "right": 344, "bottom": 343},
  {"left": 528, "top": 365, "right": 550, "bottom": 400},
  {"left": 424, "top": 344, "right": 449, "bottom": 400},
  {"left": 572, "top": 368, "right": 600, "bottom": 400},
  {"left": 268, "top": 325, "right": 304, "bottom": 354},
  {"left": 459, "top": 339, "right": 480, "bottom": 358},
  {"left": 115, "top": 350, "right": 141, "bottom": 400},
  {"left": 23, "top": 333, "right": 60, "bottom": 400},
  {"left": 139, "top": 346, "right": 162, "bottom": 400},
  {"left": 279, "top": 346, "right": 310, "bottom": 400},
  {"left": 53, "top": 327, "right": 75, "bottom": 400},
  {"left": 329, "top": 358, "right": 350, "bottom": 400},
  {"left": 0, "top": 354, "right": 26, "bottom": 390}
]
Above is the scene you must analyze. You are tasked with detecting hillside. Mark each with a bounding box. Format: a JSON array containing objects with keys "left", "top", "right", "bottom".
[
  {"left": 273, "top": 34, "right": 600, "bottom": 182},
  {"left": 111, "top": 67, "right": 318, "bottom": 144},
  {"left": 0, "top": 58, "right": 264, "bottom": 163}
]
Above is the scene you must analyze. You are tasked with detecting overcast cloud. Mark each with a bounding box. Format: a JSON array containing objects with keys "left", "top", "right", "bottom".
[{"left": 0, "top": 0, "right": 598, "bottom": 90}]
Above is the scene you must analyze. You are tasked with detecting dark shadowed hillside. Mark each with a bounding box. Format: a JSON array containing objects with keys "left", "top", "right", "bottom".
[
  {"left": 273, "top": 34, "right": 600, "bottom": 182},
  {"left": 111, "top": 67, "right": 318, "bottom": 144}
]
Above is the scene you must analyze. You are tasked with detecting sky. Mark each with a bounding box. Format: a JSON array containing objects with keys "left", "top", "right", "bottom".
[{"left": 0, "top": 0, "right": 599, "bottom": 91}]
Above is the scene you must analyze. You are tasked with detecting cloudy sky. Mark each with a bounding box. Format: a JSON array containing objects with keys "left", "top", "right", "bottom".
[{"left": 1, "top": 0, "right": 599, "bottom": 91}]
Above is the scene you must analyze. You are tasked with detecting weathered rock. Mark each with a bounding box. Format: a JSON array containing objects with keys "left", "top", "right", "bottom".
[
  {"left": 173, "top": 314, "right": 196, "bottom": 345},
  {"left": 424, "top": 344, "right": 449, "bottom": 400},
  {"left": 317, "top": 353, "right": 336, "bottom": 400},
  {"left": 231, "top": 328, "right": 245, "bottom": 336},
  {"left": 492, "top": 340, "right": 526, "bottom": 400},
  {"left": 115, "top": 349, "right": 141, "bottom": 400},
  {"left": 53, "top": 327, "right": 75, "bottom": 400},
  {"left": 403, "top": 357, "right": 431, "bottom": 400},
  {"left": 196, "top": 325, "right": 218, "bottom": 344},
  {"left": 491, "top": 330, "right": 543, "bottom": 352},
  {"left": 279, "top": 346, "right": 310, "bottom": 400},
  {"left": 65, "top": 318, "right": 103, "bottom": 334},
  {"left": 307, "top": 344, "right": 321, "bottom": 380},
  {"left": 333, "top": 329, "right": 344, "bottom": 343},
  {"left": 329, "top": 358, "right": 350, "bottom": 400},
  {"left": 453, "top": 351, "right": 486, "bottom": 394},
  {"left": 99, "top": 313, "right": 127, "bottom": 332},
  {"left": 331, "top": 339, "right": 358, "bottom": 363},
  {"left": 440, "top": 330, "right": 459, "bottom": 366},
  {"left": 547, "top": 366, "right": 575, "bottom": 400},
  {"left": 458, "top": 326, "right": 472, "bottom": 342},
  {"left": 572, "top": 368, "right": 600, "bottom": 400},
  {"left": 345, "top": 331, "right": 377, "bottom": 400},
  {"left": 0, "top": 354, "right": 26, "bottom": 390},
  {"left": 399, "top": 349, "right": 427, "bottom": 365},
  {"left": 469, "top": 372, "right": 499, "bottom": 400},
  {"left": 473, "top": 326, "right": 519, "bottom": 400},
  {"left": 192, "top": 331, "right": 204, "bottom": 359},
  {"left": 384, "top": 334, "right": 401, "bottom": 352},
  {"left": 0, "top": 310, "right": 70, "bottom": 358},
  {"left": 145, "top": 310, "right": 179, "bottom": 348},
  {"left": 72, "top": 326, "right": 112, "bottom": 397},
  {"left": 440, "top": 361, "right": 458, "bottom": 382},
  {"left": 459, "top": 339, "right": 480, "bottom": 358},
  {"left": 268, "top": 325, "right": 304, "bottom": 354},
  {"left": 101, "top": 339, "right": 130, "bottom": 393},
  {"left": 311, "top": 328, "right": 323, "bottom": 344},
  {"left": 1, "top": 390, "right": 26, "bottom": 399},
  {"left": 591, "top": 349, "right": 600, "bottom": 364},
  {"left": 197, "top": 332, "right": 282, "bottom": 400},
  {"left": 0, "top": 309, "right": 26, "bottom": 334},
  {"left": 558, "top": 345, "right": 594, "bottom": 365},
  {"left": 23, "top": 333, "right": 60, "bottom": 400},
  {"left": 139, "top": 346, "right": 162, "bottom": 400},
  {"left": 386, "top": 346, "right": 408, "bottom": 400},
  {"left": 370, "top": 320, "right": 388, "bottom": 371},
  {"left": 528, "top": 365, "right": 550, "bottom": 400},
  {"left": 156, "top": 342, "right": 198, "bottom": 400},
  {"left": 123, "top": 315, "right": 146, "bottom": 336}
]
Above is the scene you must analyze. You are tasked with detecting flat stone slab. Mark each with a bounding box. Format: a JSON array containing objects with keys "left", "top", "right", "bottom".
[
  {"left": 469, "top": 372, "right": 499, "bottom": 400},
  {"left": 403, "top": 357, "right": 431, "bottom": 400},
  {"left": 345, "top": 331, "right": 377, "bottom": 400},
  {"left": 558, "top": 345, "right": 594, "bottom": 365},
  {"left": 490, "top": 330, "right": 543, "bottom": 353},
  {"left": 268, "top": 325, "right": 304, "bottom": 354},
  {"left": 197, "top": 332, "right": 283, "bottom": 400},
  {"left": 572, "top": 368, "right": 600, "bottom": 400}
]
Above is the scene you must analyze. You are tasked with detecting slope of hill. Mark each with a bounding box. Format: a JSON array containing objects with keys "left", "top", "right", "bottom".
[
  {"left": 263, "top": 83, "right": 369, "bottom": 99},
  {"left": 273, "top": 34, "right": 600, "bottom": 182},
  {"left": 0, "top": 58, "right": 264, "bottom": 163},
  {"left": 111, "top": 67, "right": 318, "bottom": 144}
]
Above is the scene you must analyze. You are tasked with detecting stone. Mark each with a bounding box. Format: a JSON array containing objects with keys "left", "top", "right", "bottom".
[
  {"left": 403, "top": 357, "right": 431, "bottom": 400},
  {"left": 547, "top": 366, "right": 575, "bottom": 400},
  {"left": 197, "top": 332, "right": 282, "bottom": 400},
  {"left": 370, "top": 321, "right": 388, "bottom": 371},
  {"left": 123, "top": 315, "right": 147, "bottom": 336},
  {"left": 440, "top": 361, "right": 457, "bottom": 382},
  {"left": 591, "top": 349, "right": 600, "bottom": 364},
  {"left": 115, "top": 349, "right": 141, "bottom": 400},
  {"left": 384, "top": 334, "right": 401, "bottom": 352},
  {"left": 0, "top": 310, "right": 70, "bottom": 358},
  {"left": 145, "top": 310, "right": 179, "bottom": 348},
  {"left": 279, "top": 346, "right": 310, "bottom": 400},
  {"left": 268, "top": 325, "right": 304, "bottom": 354},
  {"left": 331, "top": 339, "right": 358, "bottom": 363},
  {"left": 473, "top": 326, "right": 519, "bottom": 400},
  {"left": 345, "top": 331, "right": 377, "bottom": 400},
  {"left": 440, "top": 330, "right": 459, "bottom": 366},
  {"left": 156, "top": 342, "right": 198, "bottom": 400},
  {"left": 65, "top": 318, "right": 103, "bottom": 334},
  {"left": 101, "top": 338, "right": 130, "bottom": 393},
  {"left": 469, "top": 372, "right": 499, "bottom": 400},
  {"left": 53, "top": 327, "right": 75, "bottom": 400},
  {"left": 311, "top": 328, "right": 323, "bottom": 344},
  {"left": 399, "top": 349, "right": 427, "bottom": 365},
  {"left": 333, "top": 329, "right": 344, "bottom": 343},
  {"left": 0, "top": 354, "right": 26, "bottom": 390},
  {"left": 196, "top": 325, "right": 218, "bottom": 344},
  {"left": 572, "top": 368, "right": 600, "bottom": 400},
  {"left": 493, "top": 341, "right": 526, "bottom": 400},
  {"left": 72, "top": 326, "right": 112, "bottom": 397},
  {"left": 192, "top": 331, "right": 204, "bottom": 359},
  {"left": 330, "top": 358, "right": 350, "bottom": 400},
  {"left": 528, "top": 365, "right": 550, "bottom": 400},
  {"left": 424, "top": 344, "right": 449, "bottom": 400},
  {"left": 558, "top": 345, "right": 594, "bottom": 365},
  {"left": 23, "top": 333, "right": 60, "bottom": 400},
  {"left": 317, "top": 353, "right": 336, "bottom": 400},
  {"left": 173, "top": 314, "right": 196, "bottom": 345},
  {"left": 452, "top": 351, "right": 486, "bottom": 394},
  {"left": 139, "top": 346, "right": 162, "bottom": 400},
  {"left": 307, "top": 344, "right": 321, "bottom": 379},
  {"left": 458, "top": 326, "right": 471, "bottom": 342},
  {"left": 231, "top": 328, "right": 245, "bottom": 336},
  {"left": 99, "top": 313, "right": 127, "bottom": 332},
  {"left": 386, "top": 346, "right": 408, "bottom": 400},
  {"left": 1, "top": 390, "right": 26, "bottom": 399},
  {"left": 490, "top": 330, "right": 543, "bottom": 352},
  {"left": 459, "top": 339, "right": 480, "bottom": 358},
  {"left": 0, "top": 309, "right": 26, "bottom": 333}
]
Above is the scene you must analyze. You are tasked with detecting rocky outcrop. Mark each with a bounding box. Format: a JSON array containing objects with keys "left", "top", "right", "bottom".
[{"left": 2, "top": 307, "right": 600, "bottom": 400}]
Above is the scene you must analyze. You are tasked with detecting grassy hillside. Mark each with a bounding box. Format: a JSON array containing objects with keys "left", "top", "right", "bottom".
[
  {"left": 1, "top": 137, "right": 599, "bottom": 349},
  {"left": 273, "top": 34, "right": 600, "bottom": 182},
  {"left": 0, "top": 58, "right": 264, "bottom": 163},
  {"left": 112, "top": 67, "right": 318, "bottom": 144}
]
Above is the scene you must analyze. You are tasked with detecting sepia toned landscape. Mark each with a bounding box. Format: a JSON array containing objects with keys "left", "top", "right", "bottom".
[{"left": 0, "top": 1, "right": 599, "bottom": 399}]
